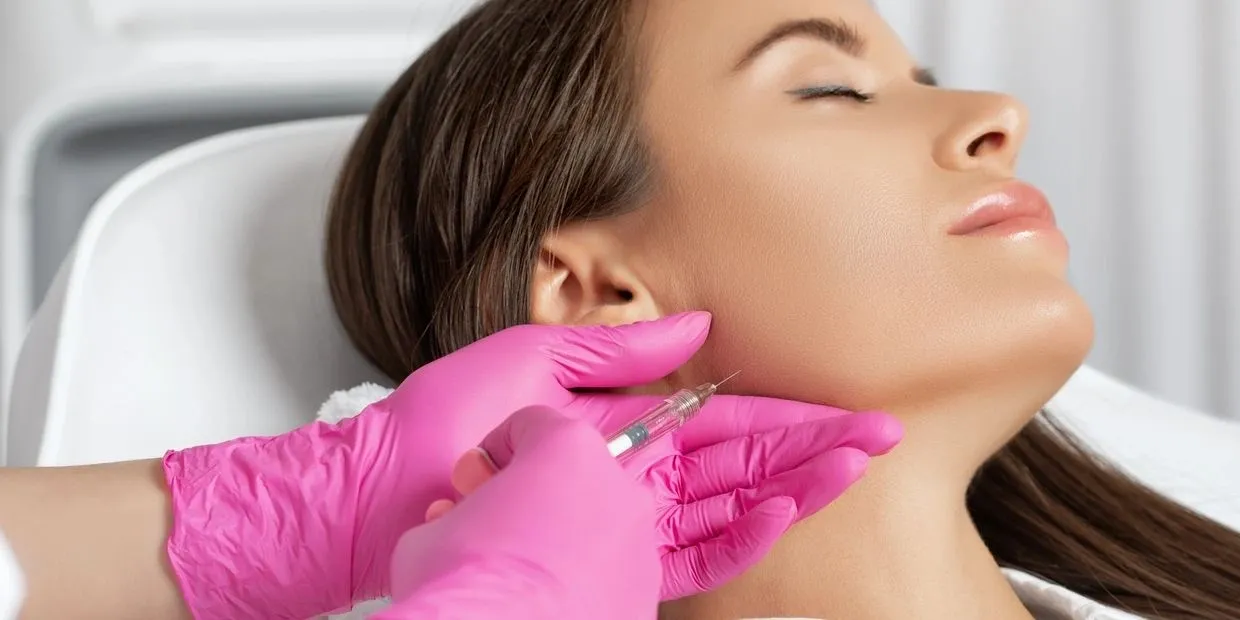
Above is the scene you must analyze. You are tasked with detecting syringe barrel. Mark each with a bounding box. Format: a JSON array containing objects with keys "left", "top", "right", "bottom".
[{"left": 607, "top": 388, "right": 706, "bottom": 460}]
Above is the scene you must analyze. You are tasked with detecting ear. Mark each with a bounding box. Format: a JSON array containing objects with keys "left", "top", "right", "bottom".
[{"left": 531, "top": 224, "right": 661, "bottom": 327}]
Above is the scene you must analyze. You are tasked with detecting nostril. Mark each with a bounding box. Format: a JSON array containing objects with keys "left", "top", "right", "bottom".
[{"left": 967, "top": 131, "right": 1006, "bottom": 158}]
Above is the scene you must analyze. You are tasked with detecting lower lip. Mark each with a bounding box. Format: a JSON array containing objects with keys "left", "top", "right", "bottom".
[
  {"left": 963, "top": 215, "right": 1060, "bottom": 238},
  {"left": 966, "top": 215, "right": 1070, "bottom": 255}
]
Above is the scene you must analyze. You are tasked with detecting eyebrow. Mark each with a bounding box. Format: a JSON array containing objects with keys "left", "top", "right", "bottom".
[
  {"left": 736, "top": 18, "right": 865, "bottom": 69},
  {"left": 734, "top": 17, "right": 939, "bottom": 87}
]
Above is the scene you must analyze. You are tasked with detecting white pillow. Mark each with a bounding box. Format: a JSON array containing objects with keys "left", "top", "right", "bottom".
[
  {"left": 1047, "top": 366, "right": 1240, "bottom": 531},
  {"left": 0, "top": 531, "right": 23, "bottom": 620}
]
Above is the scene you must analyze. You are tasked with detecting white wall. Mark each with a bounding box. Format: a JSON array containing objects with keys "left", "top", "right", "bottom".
[{"left": 876, "top": 0, "right": 1240, "bottom": 418}]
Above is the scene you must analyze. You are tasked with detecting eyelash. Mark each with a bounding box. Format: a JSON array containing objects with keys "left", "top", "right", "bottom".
[{"left": 789, "top": 85, "right": 874, "bottom": 103}]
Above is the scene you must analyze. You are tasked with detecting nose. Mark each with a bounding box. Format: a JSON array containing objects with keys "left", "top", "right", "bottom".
[{"left": 932, "top": 91, "right": 1029, "bottom": 175}]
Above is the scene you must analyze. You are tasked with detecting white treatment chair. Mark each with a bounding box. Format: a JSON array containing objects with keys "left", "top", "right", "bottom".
[
  {"left": 3, "top": 116, "right": 387, "bottom": 467},
  {"left": 0, "top": 0, "right": 471, "bottom": 419},
  {"left": 3, "top": 117, "right": 1237, "bottom": 536}
]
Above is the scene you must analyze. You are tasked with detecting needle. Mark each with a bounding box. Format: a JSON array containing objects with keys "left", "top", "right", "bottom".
[{"left": 714, "top": 370, "right": 741, "bottom": 389}]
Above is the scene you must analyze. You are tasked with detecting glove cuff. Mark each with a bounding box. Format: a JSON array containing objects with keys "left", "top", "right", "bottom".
[{"left": 162, "top": 411, "right": 388, "bottom": 619}]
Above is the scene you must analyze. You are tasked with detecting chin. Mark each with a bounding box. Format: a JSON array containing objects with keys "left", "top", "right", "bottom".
[
  {"left": 981, "top": 269, "right": 1094, "bottom": 379},
  {"left": 968, "top": 283, "right": 1096, "bottom": 451},
  {"left": 1027, "top": 283, "right": 1095, "bottom": 388},
  {"left": 884, "top": 281, "right": 1095, "bottom": 446}
]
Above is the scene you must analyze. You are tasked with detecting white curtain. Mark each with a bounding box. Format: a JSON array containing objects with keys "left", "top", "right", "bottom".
[{"left": 875, "top": 0, "right": 1240, "bottom": 419}]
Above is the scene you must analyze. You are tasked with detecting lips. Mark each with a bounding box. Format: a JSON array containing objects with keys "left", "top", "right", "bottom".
[{"left": 948, "top": 181, "right": 1057, "bottom": 236}]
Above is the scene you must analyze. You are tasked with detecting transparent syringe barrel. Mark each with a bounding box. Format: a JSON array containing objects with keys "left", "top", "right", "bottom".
[{"left": 607, "top": 388, "right": 705, "bottom": 461}]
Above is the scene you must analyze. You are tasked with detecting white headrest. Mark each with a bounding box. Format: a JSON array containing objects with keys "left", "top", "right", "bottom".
[{"left": 5, "top": 116, "right": 388, "bottom": 466}]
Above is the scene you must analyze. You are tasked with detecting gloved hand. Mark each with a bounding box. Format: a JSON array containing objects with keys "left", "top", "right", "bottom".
[
  {"left": 162, "top": 312, "right": 902, "bottom": 618},
  {"left": 371, "top": 406, "right": 662, "bottom": 620},
  {"left": 430, "top": 402, "right": 901, "bottom": 600}
]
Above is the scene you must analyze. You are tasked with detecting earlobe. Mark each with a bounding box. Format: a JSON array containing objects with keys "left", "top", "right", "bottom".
[{"left": 530, "top": 226, "right": 661, "bottom": 327}]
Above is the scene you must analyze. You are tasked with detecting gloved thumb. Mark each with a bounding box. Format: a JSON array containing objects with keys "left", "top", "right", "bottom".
[
  {"left": 547, "top": 312, "right": 712, "bottom": 389},
  {"left": 477, "top": 405, "right": 610, "bottom": 471}
]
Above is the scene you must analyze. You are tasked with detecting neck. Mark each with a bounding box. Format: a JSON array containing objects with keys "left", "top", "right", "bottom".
[{"left": 663, "top": 388, "right": 1048, "bottom": 620}]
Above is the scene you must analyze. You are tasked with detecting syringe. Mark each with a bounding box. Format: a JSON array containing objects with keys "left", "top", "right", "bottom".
[{"left": 606, "top": 371, "right": 740, "bottom": 463}]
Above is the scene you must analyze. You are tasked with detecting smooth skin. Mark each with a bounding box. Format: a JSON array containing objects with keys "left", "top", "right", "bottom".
[
  {"left": 0, "top": 460, "right": 191, "bottom": 619},
  {"left": 530, "top": 1, "right": 1094, "bottom": 619}
]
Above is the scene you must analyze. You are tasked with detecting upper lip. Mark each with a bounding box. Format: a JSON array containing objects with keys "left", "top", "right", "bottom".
[{"left": 947, "top": 181, "right": 1056, "bottom": 235}]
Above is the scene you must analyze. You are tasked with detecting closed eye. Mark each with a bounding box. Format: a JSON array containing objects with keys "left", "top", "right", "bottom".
[{"left": 788, "top": 85, "right": 874, "bottom": 102}]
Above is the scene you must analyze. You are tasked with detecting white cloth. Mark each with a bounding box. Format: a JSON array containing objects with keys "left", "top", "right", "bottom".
[
  {"left": 1002, "top": 568, "right": 1143, "bottom": 620},
  {"left": 0, "top": 527, "right": 24, "bottom": 620}
]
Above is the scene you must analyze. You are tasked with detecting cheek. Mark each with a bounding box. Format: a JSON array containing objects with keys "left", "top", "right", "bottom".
[
  {"left": 687, "top": 235, "right": 1088, "bottom": 413},
  {"left": 693, "top": 243, "right": 947, "bottom": 411},
  {"left": 645, "top": 159, "right": 946, "bottom": 408},
  {"left": 642, "top": 149, "right": 1089, "bottom": 411}
]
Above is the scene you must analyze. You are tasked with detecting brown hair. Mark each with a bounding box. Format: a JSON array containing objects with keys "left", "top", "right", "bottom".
[{"left": 325, "top": 0, "right": 1240, "bottom": 617}]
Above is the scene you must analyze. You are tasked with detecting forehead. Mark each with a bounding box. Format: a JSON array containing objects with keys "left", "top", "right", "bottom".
[{"left": 633, "top": 0, "right": 912, "bottom": 76}]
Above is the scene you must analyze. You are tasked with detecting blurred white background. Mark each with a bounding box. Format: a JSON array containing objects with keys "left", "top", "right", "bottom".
[{"left": 1, "top": 0, "right": 1238, "bottom": 418}]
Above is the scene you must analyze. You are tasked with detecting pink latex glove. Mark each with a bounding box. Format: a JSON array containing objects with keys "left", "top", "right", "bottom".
[
  {"left": 162, "top": 312, "right": 902, "bottom": 618},
  {"left": 431, "top": 402, "right": 901, "bottom": 599},
  {"left": 371, "top": 405, "right": 662, "bottom": 620}
]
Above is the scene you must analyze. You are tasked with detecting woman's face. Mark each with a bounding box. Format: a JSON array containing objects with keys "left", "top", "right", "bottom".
[{"left": 539, "top": 0, "right": 1094, "bottom": 420}]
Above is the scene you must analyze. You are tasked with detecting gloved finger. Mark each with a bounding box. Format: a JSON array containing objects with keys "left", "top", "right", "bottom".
[
  {"left": 451, "top": 449, "right": 498, "bottom": 495},
  {"left": 673, "top": 394, "right": 857, "bottom": 453},
  {"left": 478, "top": 405, "right": 608, "bottom": 469},
  {"left": 659, "top": 496, "right": 795, "bottom": 601},
  {"left": 677, "top": 412, "right": 900, "bottom": 502},
  {"left": 662, "top": 448, "right": 869, "bottom": 548},
  {"left": 424, "top": 499, "right": 455, "bottom": 522},
  {"left": 547, "top": 312, "right": 711, "bottom": 389}
]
